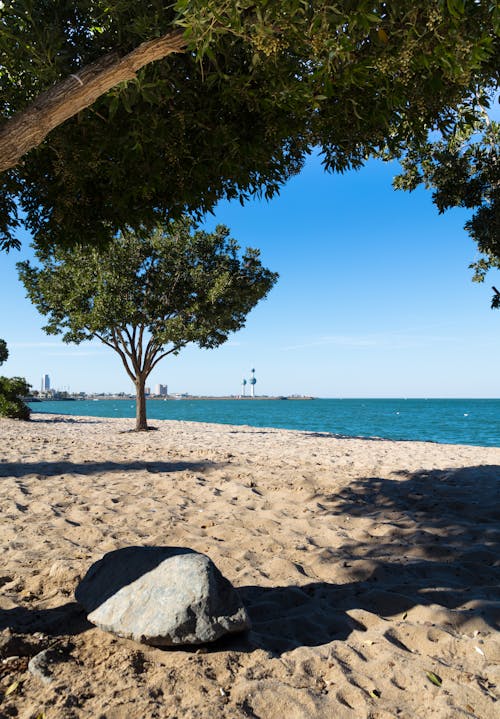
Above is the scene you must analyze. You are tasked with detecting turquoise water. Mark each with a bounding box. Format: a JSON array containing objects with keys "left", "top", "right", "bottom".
[{"left": 29, "top": 398, "right": 500, "bottom": 447}]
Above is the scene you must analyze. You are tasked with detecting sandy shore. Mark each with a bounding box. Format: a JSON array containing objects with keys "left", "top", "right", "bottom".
[{"left": 0, "top": 413, "right": 499, "bottom": 718}]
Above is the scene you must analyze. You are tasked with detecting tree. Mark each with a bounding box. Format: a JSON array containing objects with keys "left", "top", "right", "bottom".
[
  {"left": 0, "top": 376, "right": 31, "bottom": 420},
  {"left": 0, "top": 338, "right": 7, "bottom": 365},
  {"left": 393, "top": 96, "right": 499, "bottom": 306},
  {"left": 0, "top": 339, "right": 31, "bottom": 420},
  {"left": 1, "top": 1, "right": 498, "bottom": 251},
  {"left": 17, "top": 220, "right": 278, "bottom": 430}
]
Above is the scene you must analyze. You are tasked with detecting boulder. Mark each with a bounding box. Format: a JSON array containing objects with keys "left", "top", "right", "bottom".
[{"left": 75, "top": 546, "right": 250, "bottom": 646}]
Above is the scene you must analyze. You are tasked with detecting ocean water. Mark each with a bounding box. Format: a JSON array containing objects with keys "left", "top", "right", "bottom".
[{"left": 29, "top": 398, "right": 500, "bottom": 447}]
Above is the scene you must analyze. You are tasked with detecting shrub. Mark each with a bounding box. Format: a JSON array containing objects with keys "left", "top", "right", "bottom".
[{"left": 0, "top": 376, "right": 31, "bottom": 420}]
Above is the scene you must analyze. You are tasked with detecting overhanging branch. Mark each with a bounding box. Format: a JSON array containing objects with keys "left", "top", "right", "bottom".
[{"left": 0, "top": 29, "right": 187, "bottom": 173}]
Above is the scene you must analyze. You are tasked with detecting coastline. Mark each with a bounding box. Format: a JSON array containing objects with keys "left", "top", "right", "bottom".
[
  {"left": 27, "top": 395, "right": 316, "bottom": 403},
  {"left": 27, "top": 398, "right": 500, "bottom": 447},
  {"left": 1, "top": 413, "right": 499, "bottom": 718}
]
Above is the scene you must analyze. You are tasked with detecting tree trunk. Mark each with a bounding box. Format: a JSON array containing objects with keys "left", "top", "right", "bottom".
[
  {"left": 0, "top": 30, "right": 186, "bottom": 173},
  {"left": 135, "top": 376, "right": 148, "bottom": 431}
]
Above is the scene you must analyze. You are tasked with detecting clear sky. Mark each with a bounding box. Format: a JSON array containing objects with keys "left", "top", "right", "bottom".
[{"left": 1, "top": 154, "right": 499, "bottom": 398}]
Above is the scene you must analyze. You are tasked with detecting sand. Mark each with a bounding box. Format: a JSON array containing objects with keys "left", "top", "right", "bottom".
[{"left": 0, "top": 413, "right": 499, "bottom": 719}]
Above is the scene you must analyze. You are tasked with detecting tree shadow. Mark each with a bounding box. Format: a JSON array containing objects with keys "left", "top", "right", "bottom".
[
  {"left": 0, "top": 460, "right": 221, "bottom": 478},
  {"left": 3, "top": 557, "right": 499, "bottom": 657},
  {"left": 217, "top": 463, "right": 500, "bottom": 654},
  {"left": 324, "top": 466, "right": 500, "bottom": 600},
  {"left": 217, "top": 567, "right": 499, "bottom": 656},
  {"left": 329, "top": 464, "right": 500, "bottom": 530},
  {"left": 1, "top": 465, "right": 498, "bottom": 656},
  {"left": 302, "top": 431, "right": 391, "bottom": 441},
  {"left": 31, "top": 416, "right": 103, "bottom": 424}
]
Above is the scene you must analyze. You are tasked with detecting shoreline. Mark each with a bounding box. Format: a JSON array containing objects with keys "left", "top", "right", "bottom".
[
  {"left": 27, "top": 407, "right": 500, "bottom": 450},
  {"left": 27, "top": 395, "right": 317, "bottom": 402},
  {"left": 1, "top": 413, "right": 499, "bottom": 718}
]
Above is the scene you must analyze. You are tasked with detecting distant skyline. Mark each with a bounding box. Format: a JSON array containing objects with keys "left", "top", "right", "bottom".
[{"left": 1, "top": 154, "right": 499, "bottom": 398}]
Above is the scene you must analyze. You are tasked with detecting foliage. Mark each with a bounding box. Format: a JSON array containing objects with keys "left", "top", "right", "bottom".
[
  {"left": 393, "top": 97, "right": 499, "bottom": 306},
  {"left": 17, "top": 218, "right": 277, "bottom": 429},
  {"left": 0, "top": 338, "right": 7, "bottom": 365},
  {"left": 0, "top": 375, "right": 31, "bottom": 420},
  {"left": 1, "top": 1, "right": 499, "bottom": 251},
  {"left": 0, "top": 338, "right": 31, "bottom": 419}
]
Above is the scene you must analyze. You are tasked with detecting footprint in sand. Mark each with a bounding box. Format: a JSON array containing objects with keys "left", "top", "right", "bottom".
[{"left": 335, "top": 685, "right": 368, "bottom": 712}]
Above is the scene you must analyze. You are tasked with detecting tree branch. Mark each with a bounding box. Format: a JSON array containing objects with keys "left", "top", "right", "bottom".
[
  {"left": 94, "top": 330, "right": 136, "bottom": 383},
  {"left": 149, "top": 344, "right": 184, "bottom": 372},
  {"left": 137, "top": 324, "right": 145, "bottom": 369},
  {"left": 112, "top": 328, "right": 138, "bottom": 381},
  {"left": 92, "top": 331, "right": 117, "bottom": 353},
  {"left": 114, "top": 327, "right": 132, "bottom": 358},
  {"left": 0, "top": 29, "right": 187, "bottom": 173},
  {"left": 123, "top": 325, "right": 142, "bottom": 374},
  {"left": 143, "top": 337, "right": 160, "bottom": 377}
]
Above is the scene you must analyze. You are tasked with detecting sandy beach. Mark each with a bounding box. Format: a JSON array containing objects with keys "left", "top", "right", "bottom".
[{"left": 0, "top": 413, "right": 499, "bottom": 718}]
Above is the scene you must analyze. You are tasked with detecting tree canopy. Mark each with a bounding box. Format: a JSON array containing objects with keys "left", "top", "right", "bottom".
[
  {"left": 393, "top": 97, "right": 499, "bottom": 305},
  {"left": 1, "top": 1, "right": 498, "bottom": 251},
  {"left": 0, "top": 339, "right": 31, "bottom": 420},
  {"left": 17, "top": 219, "right": 277, "bottom": 429},
  {"left": 0, "top": 338, "right": 7, "bottom": 365}
]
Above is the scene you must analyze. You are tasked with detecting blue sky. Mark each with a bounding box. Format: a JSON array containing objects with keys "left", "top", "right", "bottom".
[{"left": 1, "top": 154, "right": 499, "bottom": 398}]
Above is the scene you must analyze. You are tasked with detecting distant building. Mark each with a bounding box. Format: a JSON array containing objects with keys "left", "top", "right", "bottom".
[
  {"left": 249, "top": 368, "right": 257, "bottom": 398},
  {"left": 145, "top": 387, "right": 151, "bottom": 396},
  {"left": 41, "top": 374, "right": 50, "bottom": 393},
  {"left": 154, "top": 383, "right": 168, "bottom": 396}
]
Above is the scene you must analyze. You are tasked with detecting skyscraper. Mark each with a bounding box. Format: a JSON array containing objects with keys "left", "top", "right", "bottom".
[{"left": 41, "top": 374, "right": 50, "bottom": 392}]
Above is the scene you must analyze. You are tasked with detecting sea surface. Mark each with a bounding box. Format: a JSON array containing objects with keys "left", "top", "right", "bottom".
[{"left": 29, "top": 398, "right": 500, "bottom": 447}]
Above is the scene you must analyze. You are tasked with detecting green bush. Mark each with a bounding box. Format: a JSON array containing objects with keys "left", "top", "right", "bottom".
[{"left": 0, "top": 376, "right": 31, "bottom": 420}]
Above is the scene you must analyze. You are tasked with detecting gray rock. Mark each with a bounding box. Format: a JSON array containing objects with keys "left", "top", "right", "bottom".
[
  {"left": 28, "top": 649, "right": 54, "bottom": 685},
  {"left": 75, "top": 546, "right": 250, "bottom": 646}
]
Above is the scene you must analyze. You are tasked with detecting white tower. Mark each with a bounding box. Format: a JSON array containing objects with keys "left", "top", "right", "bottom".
[
  {"left": 242, "top": 378, "right": 247, "bottom": 397},
  {"left": 249, "top": 368, "right": 256, "bottom": 398}
]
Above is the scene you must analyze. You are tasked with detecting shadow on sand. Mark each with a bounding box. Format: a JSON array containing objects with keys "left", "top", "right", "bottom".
[
  {"left": 0, "top": 459, "right": 222, "bottom": 478},
  {"left": 31, "top": 416, "right": 103, "bottom": 424},
  {"left": 0, "top": 602, "right": 92, "bottom": 637},
  {"left": 302, "top": 431, "right": 395, "bottom": 441},
  {"left": 1, "top": 464, "right": 498, "bottom": 656}
]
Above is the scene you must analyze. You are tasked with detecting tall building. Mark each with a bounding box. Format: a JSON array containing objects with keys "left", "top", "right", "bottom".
[
  {"left": 41, "top": 374, "right": 50, "bottom": 392},
  {"left": 249, "top": 368, "right": 257, "bottom": 398},
  {"left": 154, "top": 383, "right": 168, "bottom": 396}
]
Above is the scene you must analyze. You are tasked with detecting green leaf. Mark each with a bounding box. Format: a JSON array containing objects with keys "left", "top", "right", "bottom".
[
  {"left": 5, "top": 680, "right": 21, "bottom": 696},
  {"left": 377, "top": 28, "right": 388, "bottom": 43},
  {"left": 446, "top": 0, "right": 465, "bottom": 19},
  {"left": 426, "top": 671, "right": 442, "bottom": 687},
  {"left": 108, "top": 95, "right": 120, "bottom": 120}
]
